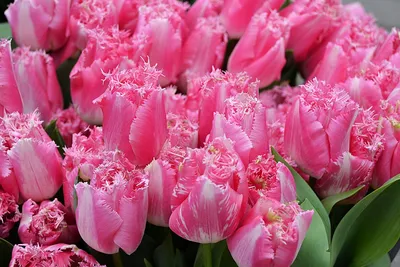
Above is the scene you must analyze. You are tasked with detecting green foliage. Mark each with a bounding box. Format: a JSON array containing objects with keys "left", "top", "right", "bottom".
[
  {"left": 0, "top": 238, "right": 13, "bottom": 266},
  {"left": 44, "top": 120, "right": 66, "bottom": 157}
]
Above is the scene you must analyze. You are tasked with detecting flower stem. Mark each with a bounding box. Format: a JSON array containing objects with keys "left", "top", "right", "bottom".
[
  {"left": 202, "top": 243, "right": 213, "bottom": 267},
  {"left": 112, "top": 252, "right": 123, "bottom": 267}
]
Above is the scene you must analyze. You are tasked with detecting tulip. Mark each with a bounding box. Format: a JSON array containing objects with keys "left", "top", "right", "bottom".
[
  {"left": 94, "top": 65, "right": 167, "bottom": 166},
  {"left": 9, "top": 243, "right": 104, "bottom": 267},
  {"left": 220, "top": 0, "right": 284, "bottom": 38},
  {"left": 227, "top": 197, "right": 313, "bottom": 267},
  {"left": 135, "top": 2, "right": 188, "bottom": 86},
  {"left": 185, "top": 0, "right": 224, "bottom": 30},
  {"left": 0, "top": 112, "right": 63, "bottom": 202},
  {"left": 5, "top": 0, "right": 71, "bottom": 51},
  {"left": 179, "top": 17, "right": 228, "bottom": 87},
  {"left": 228, "top": 11, "right": 290, "bottom": 88},
  {"left": 70, "top": 27, "right": 137, "bottom": 124},
  {"left": 51, "top": 107, "right": 90, "bottom": 147},
  {"left": 0, "top": 40, "right": 22, "bottom": 116},
  {"left": 372, "top": 105, "right": 400, "bottom": 188},
  {"left": 373, "top": 28, "right": 400, "bottom": 65},
  {"left": 343, "top": 77, "right": 382, "bottom": 113},
  {"left": 280, "top": 0, "right": 341, "bottom": 62},
  {"left": 187, "top": 69, "right": 259, "bottom": 145},
  {"left": 13, "top": 47, "right": 63, "bottom": 123},
  {"left": 0, "top": 190, "right": 21, "bottom": 238},
  {"left": 75, "top": 151, "right": 148, "bottom": 254},
  {"left": 18, "top": 199, "right": 79, "bottom": 245},
  {"left": 63, "top": 127, "right": 105, "bottom": 209},
  {"left": 169, "top": 137, "right": 248, "bottom": 243}
]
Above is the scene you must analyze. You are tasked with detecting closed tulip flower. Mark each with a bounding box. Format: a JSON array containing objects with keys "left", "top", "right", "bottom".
[
  {"left": 75, "top": 151, "right": 149, "bottom": 254},
  {"left": 5, "top": 0, "right": 71, "bottom": 51},
  {"left": 169, "top": 137, "right": 248, "bottom": 243},
  {"left": 227, "top": 197, "right": 313, "bottom": 267},
  {"left": 0, "top": 190, "right": 21, "bottom": 238},
  {"left": 13, "top": 47, "right": 63, "bottom": 123},
  {"left": 18, "top": 199, "right": 79, "bottom": 245},
  {"left": 220, "top": 0, "right": 284, "bottom": 38},
  {"left": 0, "top": 112, "right": 63, "bottom": 202},
  {"left": 228, "top": 11, "right": 290, "bottom": 88}
]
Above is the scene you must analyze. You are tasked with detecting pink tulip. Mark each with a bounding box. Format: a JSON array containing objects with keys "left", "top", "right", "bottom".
[
  {"left": 179, "top": 17, "right": 228, "bottom": 87},
  {"left": 135, "top": 2, "right": 188, "bottom": 86},
  {"left": 5, "top": 0, "right": 71, "bottom": 51},
  {"left": 94, "top": 64, "right": 167, "bottom": 166},
  {"left": 280, "top": 0, "right": 341, "bottom": 62},
  {"left": 165, "top": 111, "right": 198, "bottom": 149},
  {"left": 220, "top": 0, "right": 284, "bottom": 38},
  {"left": 51, "top": 107, "right": 90, "bottom": 147},
  {"left": 228, "top": 11, "right": 290, "bottom": 88},
  {"left": 169, "top": 137, "right": 248, "bottom": 243},
  {"left": 18, "top": 199, "right": 79, "bottom": 245},
  {"left": 185, "top": 0, "right": 224, "bottom": 30},
  {"left": 0, "top": 190, "right": 21, "bottom": 238},
  {"left": 63, "top": 127, "right": 105, "bottom": 208},
  {"left": 75, "top": 151, "right": 148, "bottom": 254},
  {"left": 343, "top": 77, "right": 382, "bottom": 113},
  {"left": 0, "top": 112, "right": 63, "bottom": 202},
  {"left": 187, "top": 69, "right": 259, "bottom": 145},
  {"left": 209, "top": 93, "right": 268, "bottom": 165},
  {"left": 9, "top": 243, "right": 104, "bottom": 267},
  {"left": 70, "top": 27, "right": 138, "bottom": 124},
  {"left": 372, "top": 105, "right": 400, "bottom": 188},
  {"left": 227, "top": 197, "right": 313, "bottom": 267},
  {"left": 373, "top": 28, "right": 400, "bottom": 65},
  {"left": 13, "top": 47, "right": 63, "bottom": 123},
  {"left": 246, "top": 155, "right": 296, "bottom": 206},
  {"left": 0, "top": 40, "right": 22, "bottom": 116}
]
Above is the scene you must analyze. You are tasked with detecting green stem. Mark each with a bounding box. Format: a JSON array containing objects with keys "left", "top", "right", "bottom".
[
  {"left": 202, "top": 243, "right": 213, "bottom": 267},
  {"left": 112, "top": 252, "right": 123, "bottom": 267}
]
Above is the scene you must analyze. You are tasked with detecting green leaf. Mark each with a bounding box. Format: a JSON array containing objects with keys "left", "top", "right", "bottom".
[
  {"left": 367, "top": 254, "right": 390, "bottom": 267},
  {"left": 0, "top": 23, "right": 11, "bottom": 38},
  {"left": 144, "top": 259, "right": 154, "bottom": 267},
  {"left": 56, "top": 58, "right": 78, "bottom": 108},
  {"left": 321, "top": 185, "right": 365, "bottom": 214},
  {"left": 331, "top": 175, "right": 400, "bottom": 267},
  {"left": 194, "top": 244, "right": 212, "bottom": 267},
  {"left": 271, "top": 148, "right": 331, "bottom": 245},
  {"left": 292, "top": 199, "right": 330, "bottom": 267},
  {"left": 45, "top": 120, "right": 66, "bottom": 157},
  {"left": 280, "top": 0, "right": 292, "bottom": 10},
  {"left": 153, "top": 234, "right": 175, "bottom": 267},
  {"left": 0, "top": 238, "right": 13, "bottom": 266}
]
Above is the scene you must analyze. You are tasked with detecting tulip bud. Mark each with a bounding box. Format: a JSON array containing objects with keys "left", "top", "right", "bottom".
[
  {"left": 227, "top": 197, "right": 313, "bottom": 267},
  {"left": 18, "top": 199, "right": 79, "bottom": 245},
  {"left": 220, "top": 0, "right": 285, "bottom": 38},
  {"left": 228, "top": 11, "right": 290, "bottom": 88},
  {"left": 13, "top": 47, "right": 63, "bottom": 123},
  {"left": 0, "top": 190, "right": 21, "bottom": 238},
  {"left": 5, "top": 0, "right": 71, "bottom": 51},
  {"left": 75, "top": 151, "right": 148, "bottom": 254},
  {"left": 9, "top": 243, "right": 104, "bottom": 267}
]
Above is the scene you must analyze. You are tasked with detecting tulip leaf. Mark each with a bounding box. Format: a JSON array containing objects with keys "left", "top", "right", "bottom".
[
  {"left": 292, "top": 199, "right": 330, "bottom": 267},
  {"left": 321, "top": 185, "right": 365, "bottom": 214},
  {"left": 271, "top": 148, "right": 331, "bottom": 244},
  {"left": 0, "top": 23, "right": 11, "bottom": 38},
  {"left": 45, "top": 120, "right": 66, "bottom": 157},
  {"left": 144, "top": 259, "right": 154, "bottom": 267},
  {"left": 0, "top": 238, "right": 13, "bottom": 266},
  {"left": 331, "top": 175, "right": 400, "bottom": 267},
  {"left": 367, "top": 254, "right": 390, "bottom": 267}
]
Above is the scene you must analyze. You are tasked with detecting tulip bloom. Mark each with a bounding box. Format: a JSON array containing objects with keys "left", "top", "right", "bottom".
[
  {"left": 13, "top": 47, "right": 63, "bottom": 123},
  {"left": 187, "top": 69, "right": 259, "bottom": 145},
  {"left": 0, "top": 190, "right": 21, "bottom": 238},
  {"left": 135, "top": 2, "right": 188, "bottom": 86},
  {"left": 373, "top": 28, "right": 400, "bottom": 65},
  {"left": 70, "top": 27, "right": 137, "bottom": 124},
  {"left": 228, "top": 11, "right": 290, "bottom": 88},
  {"left": 169, "top": 137, "right": 248, "bottom": 243},
  {"left": 18, "top": 199, "right": 79, "bottom": 245},
  {"left": 0, "top": 112, "right": 63, "bottom": 202},
  {"left": 280, "top": 0, "right": 341, "bottom": 62},
  {"left": 5, "top": 0, "right": 71, "bottom": 51},
  {"left": 180, "top": 17, "right": 228, "bottom": 86},
  {"left": 220, "top": 0, "right": 284, "bottom": 38},
  {"left": 227, "top": 197, "right": 313, "bottom": 267},
  {"left": 75, "top": 151, "right": 149, "bottom": 254},
  {"left": 0, "top": 40, "right": 22, "bottom": 116},
  {"left": 9, "top": 243, "right": 104, "bottom": 267},
  {"left": 185, "top": 0, "right": 223, "bottom": 30}
]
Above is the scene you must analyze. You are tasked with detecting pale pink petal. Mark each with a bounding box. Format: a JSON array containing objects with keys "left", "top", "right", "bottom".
[{"left": 276, "top": 163, "right": 296, "bottom": 203}]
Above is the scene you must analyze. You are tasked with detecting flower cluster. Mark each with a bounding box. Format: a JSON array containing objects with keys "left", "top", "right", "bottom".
[{"left": 1, "top": 0, "right": 399, "bottom": 266}]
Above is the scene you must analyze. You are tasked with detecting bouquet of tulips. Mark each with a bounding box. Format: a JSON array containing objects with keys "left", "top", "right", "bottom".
[{"left": 0, "top": 0, "right": 399, "bottom": 266}]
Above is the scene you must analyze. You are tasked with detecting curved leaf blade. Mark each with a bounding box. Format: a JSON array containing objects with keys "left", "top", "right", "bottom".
[
  {"left": 321, "top": 185, "right": 365, "bottom": 214},
  {"left": 0, "top": 238, "right": 13, "bottom": 266}
]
